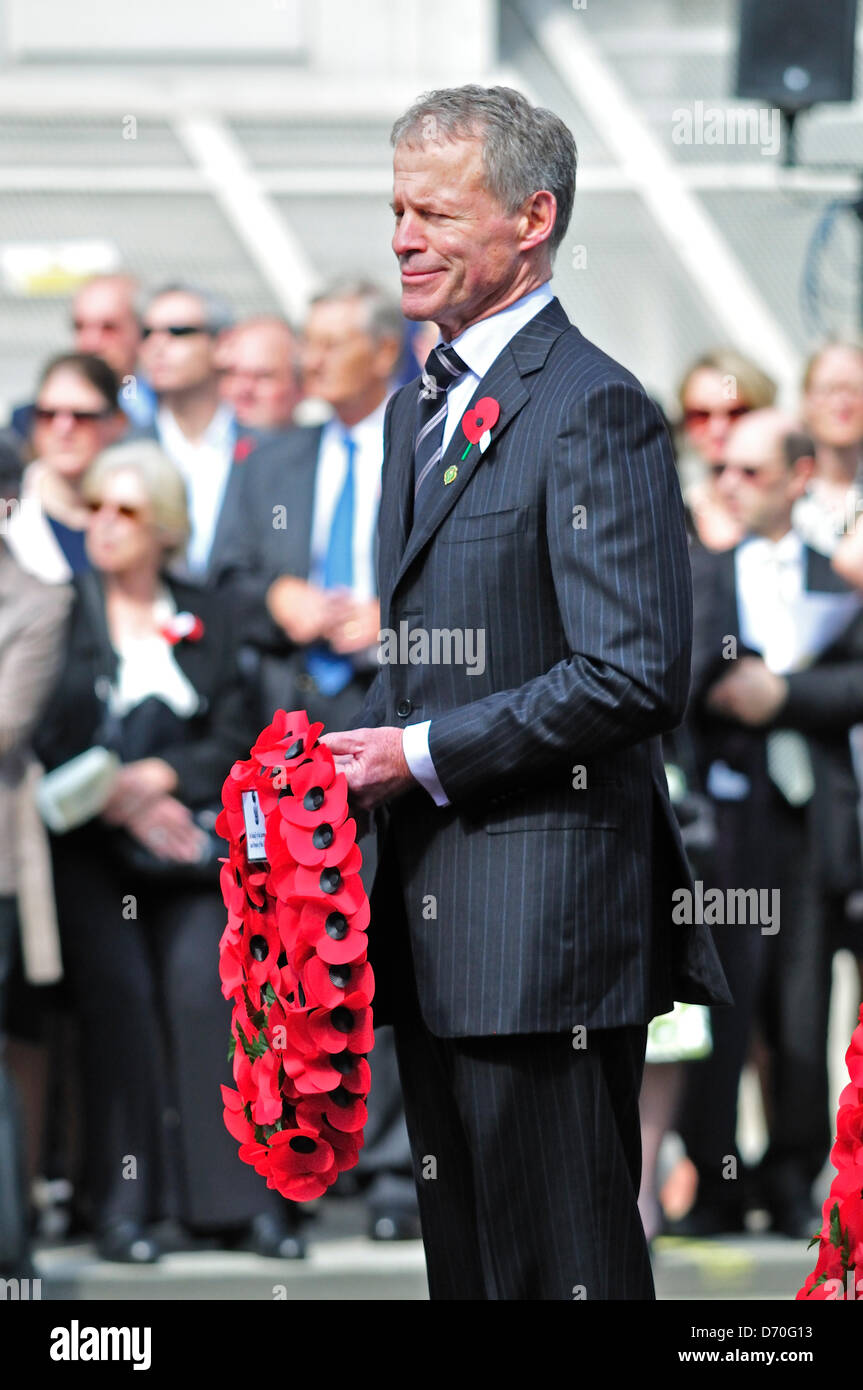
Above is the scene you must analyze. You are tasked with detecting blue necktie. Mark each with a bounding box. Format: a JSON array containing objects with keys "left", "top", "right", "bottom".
[{"left": 306, "top": 431, "right": 357, "bottom": 696}]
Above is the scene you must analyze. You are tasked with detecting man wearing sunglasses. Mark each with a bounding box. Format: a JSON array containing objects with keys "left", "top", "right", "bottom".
[{"left": 138, "top": 283, "right": 259, "bottom": 585}]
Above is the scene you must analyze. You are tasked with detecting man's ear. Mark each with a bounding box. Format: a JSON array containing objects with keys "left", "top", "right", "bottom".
[{"left": 517, "top": 190, "right": 557, "bottom": 254}]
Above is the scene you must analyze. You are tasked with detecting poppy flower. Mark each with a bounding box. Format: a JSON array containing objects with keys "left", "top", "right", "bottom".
[
  {"left": 302, "top": 955, "right": 373, "bottom": 1010},
  {"left": 239, "top": 909, "right": 282, "bottom": 989},
  {"left": 297, "top": 1088, "right": 367, "bottom": 1134},
  {"left": 281, "top": 757, "right": 348, "bottom": 830},
  {"left": 293, "top": 863, "right": 366, "bottom": 916},
  {"left": 297, "top": 898, "right": 370, "bottom": 964},
  {"left": 461, "top": 395, "right": 500, "bottom": 446},
  {"left": 221, "top": 1085, "right": 255, "bottom": 1145},
  {"left": 282, "top": 815, "right": 358, "bottom": 868},
  {"left": 306, "top": 992, "right": 375, "bottom": 1054}
]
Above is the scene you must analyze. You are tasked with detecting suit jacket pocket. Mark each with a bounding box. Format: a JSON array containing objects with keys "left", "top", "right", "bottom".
[
  {"left": 481, "top": 778, "right": 622, "bottom": 832},
  {"left": 441, "top": 507, "right": 529, "bottom": 543}
]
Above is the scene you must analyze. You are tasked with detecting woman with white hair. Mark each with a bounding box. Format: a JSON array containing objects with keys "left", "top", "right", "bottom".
[{"left": 33, "top": 440, "right": 305, "bottom": 1264}]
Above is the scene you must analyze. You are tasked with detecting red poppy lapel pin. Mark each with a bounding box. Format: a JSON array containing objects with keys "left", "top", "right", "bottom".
[
  {"left": 234, "top": 435, "right": 256, "bottom": 465},
  {"left": 160, "top": 611, "right": 205, "bottom": 645},
  {"left": 458, "top": 396, "right": 501, "bottom": 465}
]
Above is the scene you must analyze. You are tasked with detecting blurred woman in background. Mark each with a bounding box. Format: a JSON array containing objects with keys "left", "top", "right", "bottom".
[
  {"left": 677, "top": 348, "right": 777, "bottom": 552},
  {"left": 5, "top": 353, "right": 125, "bottom": 584},
  {"left": 34, "top": 440, "right": 304, "bottom": 1264}
]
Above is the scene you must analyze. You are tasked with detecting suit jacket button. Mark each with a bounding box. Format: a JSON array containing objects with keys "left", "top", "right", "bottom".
[{"left": 396, "top": 698, "right": 413, "bottom": 718}]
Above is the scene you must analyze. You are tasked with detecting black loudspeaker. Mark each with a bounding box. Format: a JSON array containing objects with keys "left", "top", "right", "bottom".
[{"left": 736, "top": 0, "right": 857, "bottom": 109}]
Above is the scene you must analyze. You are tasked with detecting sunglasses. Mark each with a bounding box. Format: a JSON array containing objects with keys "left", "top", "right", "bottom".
[
  {"left": 35, "top": 406, "right": 113, "bottom": 424},
  {"left": 684, "top": 405, "right": 751, "bottom": 427},
  {"left": 140, "top": 324, "right": 211, "bottom": 339},
  {"left": 86, "top": 499, "right": 145, "bottom": 521},
  {"left": 709, "top": 463, "right": 761, "bottom": 480}
]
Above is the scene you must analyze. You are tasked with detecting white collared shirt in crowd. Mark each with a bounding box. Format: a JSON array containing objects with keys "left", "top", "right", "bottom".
[
  {"left": 736, "top": 527, "right": 862, "bottom": 675},
  {"left": 156, "top": 401, "right": 236, "bottom": 578},
  {"left": 404, "top": 281, "right": 554, "bottom": 808}
]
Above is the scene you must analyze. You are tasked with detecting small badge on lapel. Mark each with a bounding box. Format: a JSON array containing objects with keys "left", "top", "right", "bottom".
[{"left": 443, "top": 465, "right": 458, "bottom": 486}]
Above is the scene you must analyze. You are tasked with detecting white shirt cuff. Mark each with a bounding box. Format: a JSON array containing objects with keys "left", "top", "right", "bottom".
[{"left": 402, "top": 720, "right": 450, "bottom": 808}]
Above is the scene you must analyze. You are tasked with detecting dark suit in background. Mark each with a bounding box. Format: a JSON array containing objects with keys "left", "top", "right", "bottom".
[
  {"left": 358, "top": 297, "right": 729, "bottom": 1298},
  {"left": 679, "top": 538, "right": 863, "bottom": 1226}
]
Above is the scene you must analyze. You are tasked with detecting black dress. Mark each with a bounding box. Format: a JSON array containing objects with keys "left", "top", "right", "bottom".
[{"left": 34, "top": 569, "right": 279, "bottom": 1233}]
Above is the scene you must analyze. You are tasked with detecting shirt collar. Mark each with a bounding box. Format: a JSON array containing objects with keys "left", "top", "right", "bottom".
[
  {"left": 739, "top": 528, "right": 804, "bottom": 566},
  {"left": 157, "top": 401, "right": 235, "bottom": 452},
  {"left": 443, "top": 282, "right": 555, "bottom": 380},
  {"left": 324, "top": 394, "right": 390, "bottom": 450}
]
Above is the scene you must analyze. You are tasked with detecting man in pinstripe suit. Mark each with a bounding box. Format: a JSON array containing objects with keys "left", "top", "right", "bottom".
[{"left": 324, "top": 85, "right": 730, "bottom": 1300}]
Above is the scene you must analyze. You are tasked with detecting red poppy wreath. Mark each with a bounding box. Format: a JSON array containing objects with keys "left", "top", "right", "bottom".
[{"left": 216, "top": 709, "right": 373, "bottom": 1201}]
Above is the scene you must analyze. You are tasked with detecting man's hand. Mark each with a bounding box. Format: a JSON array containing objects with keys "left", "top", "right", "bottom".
[
  {"left": 705, "top": 656, "right": 789, "bottom": 726},
  {"left": 320, "top": 727, "right": 415, "bottom": 810},
  {"left": 267, "top": 575, "right": 340, "bottom": 645},
  {"left": 324, "top": 597, "right": 380, "bottom": 654},
  {"left": 102, "top": 757, "right": 178, "bottom": 825}
]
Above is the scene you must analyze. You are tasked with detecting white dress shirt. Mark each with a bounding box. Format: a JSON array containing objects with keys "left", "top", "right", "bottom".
[
  {"left": 308, "top": 397, "right": 387, "bottom": 603},
  {"left": 403, "top": 282, "right": 555, "bottom": 807},
  {"left": 107, "top": 587, "right": 200, "bottom": 718},
  {"left": 156, "top": 402, "right": 236, "bottom": 577},
  {"left": 736, "top": 528, "right": 862, "bottom": 674}
]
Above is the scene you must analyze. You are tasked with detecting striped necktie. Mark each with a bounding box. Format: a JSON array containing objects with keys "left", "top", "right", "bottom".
[{"left": 412, "top": 343, "right": 469, "bottom": 513}]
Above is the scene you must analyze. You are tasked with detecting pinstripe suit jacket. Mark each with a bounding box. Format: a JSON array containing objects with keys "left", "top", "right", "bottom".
[{"left": 359, "top": 296, "right": 731, "bottom": 1036}]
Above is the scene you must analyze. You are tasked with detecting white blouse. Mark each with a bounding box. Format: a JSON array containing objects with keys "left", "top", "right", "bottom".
[{"left": 106, "top": 589, "right": 200, "bottom": 719}]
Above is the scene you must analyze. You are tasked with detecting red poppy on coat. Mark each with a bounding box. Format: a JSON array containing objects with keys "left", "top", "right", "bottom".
[
  {"left": 233, "top": 434, "right": 256, "bottom": 465},
  {"left": 461, "top": 395, "right": 500, "bottom": 445}
]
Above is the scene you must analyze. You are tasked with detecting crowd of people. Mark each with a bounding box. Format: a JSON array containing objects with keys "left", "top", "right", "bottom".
[{"left": 0, "top": 267, "right": 862, "bottom": 1278}]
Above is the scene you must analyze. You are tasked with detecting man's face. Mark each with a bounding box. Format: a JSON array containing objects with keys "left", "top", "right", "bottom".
[
  {"left": 218, "top": 324, "right": 301, "bottom": 430},
  {"left": 301, "top": 299, "right": 388, "bottom": 410},
  {"left": 140, "top": 291, "right": 219, "bottom": 396},
  {"left": 72, "top": 280, "right": 142, "bottom": 378},
  {"left": 391, "top": 135, "right": 528, "bottom": 341},
  {"left": 716, "top": 416, "right": 806, "bottom": 535}
]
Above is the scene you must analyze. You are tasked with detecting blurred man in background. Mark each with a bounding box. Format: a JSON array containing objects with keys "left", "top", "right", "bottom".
[
  {"left": 139, "top": 282, "right": 258, "bottom": 585},
  {"left": 217, "top": 314, "right": 302, "bottom": 434},
  {"left": 9, "top": 273, "right": 156, "bottom": 450}
]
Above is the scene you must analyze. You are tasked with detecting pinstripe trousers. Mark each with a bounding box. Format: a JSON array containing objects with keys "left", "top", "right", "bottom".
[{"left": 390, "top": 954, "right": 655, "bottom": 1301}]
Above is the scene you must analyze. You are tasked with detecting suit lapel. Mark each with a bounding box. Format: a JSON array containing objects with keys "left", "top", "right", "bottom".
[{"left": 391, "top": 298, "right": 570, "bottom": 594}]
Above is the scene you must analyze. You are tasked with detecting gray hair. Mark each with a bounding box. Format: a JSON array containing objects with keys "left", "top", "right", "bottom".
[
  {"left": 309, "top": 278, "right": 403, "bottom": 343},
  {"left": 83, "top": 440, "right": 190, "bottom": 559},
  {"left": 143, "top": 281, "right": 234, "bottom": 335},
  {"left": 391, "top": 85, "right": 577, "bottom": 256}
]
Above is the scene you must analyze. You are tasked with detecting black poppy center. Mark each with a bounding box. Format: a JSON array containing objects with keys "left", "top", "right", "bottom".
[
  {"left": 325, "top": 911, "right": 348, "bottom": 940},
  {"left": 312, "top": 822, "right": 334, "bottom": 849},
  {"left": 249, "top": 934, "right": 269, "bottom": 962},
  {"left": 320, "top": 867, "right": 342, "bottom": 895},
  {"left": 329, "top": 1086, "right": 352, "bottom": 1108},
  {"left": 304, "top": 786, "right": 325, "bottom": 811},
  {"left": 284, "top": 737, "right": 304, "bottom": 759},
  {"left": 329, "top": 964, "right": 351, "bottom": 989},
  {"left": 289, "top": 1134, "right": 317, "bottom": 1154},
  {"left": 331, "top": 1006, "right": 354, "bottom": 1034},
  {"left": 331, "top": 1051, "right": 357, "bottom": 1075}
]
